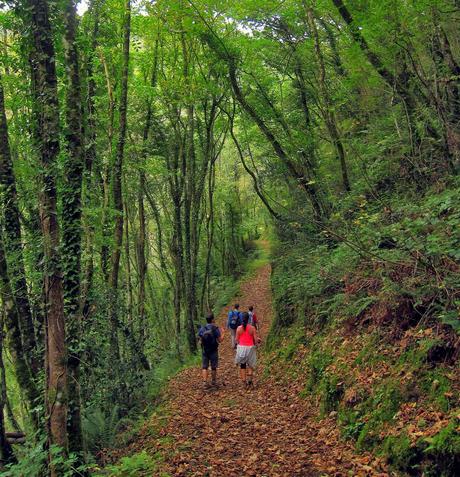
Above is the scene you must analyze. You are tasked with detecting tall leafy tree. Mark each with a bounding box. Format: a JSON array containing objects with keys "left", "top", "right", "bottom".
[{"left": 27, "top": 0, "right": 68, "bottom": 466}]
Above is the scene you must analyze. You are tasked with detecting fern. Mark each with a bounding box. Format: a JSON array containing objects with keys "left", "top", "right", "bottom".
[{"left": 82, "top": 405, "right": 120, "bottom": 451}]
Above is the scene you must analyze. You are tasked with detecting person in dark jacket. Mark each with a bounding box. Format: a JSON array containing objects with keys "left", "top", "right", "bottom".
[{"left": 198, "top": 313, "right": 224, "bottom": 388}]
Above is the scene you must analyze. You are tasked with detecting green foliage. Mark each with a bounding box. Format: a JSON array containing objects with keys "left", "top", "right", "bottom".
[
  {"left": 340, "top": 410, "right": 366, "bottom": 441},
  {"left": 419, "top": 371, "right": 452, "bottom": 413},
  {"left": 94, "top": 451, "right": 165, "bottom": 477},
  {"left": 83, "top": 405, "right": 122, "bottom": 452},
  {"left": 353, "top": 333, "right": 384, "bottom": 368},
  {"left": 147, "top": 352, "right": 201, "bottom": 403},
  {"left": 318, "top": 374, "right": 344, "bottom": 416},
  {"left": 423, "top": 419, "right": 460, "bottom": 476},
  {"left": 382, "top": 419, "right": 460, "bottom": 476},
  {"left": 0, "top": 442, "right": 90, "bottom": 477},
  {"left": 355, "top": 382, "right": 403, "bottom": 451},
  {"left": 270, "top": 182, "right": 460, "bottom": 475},
  {"left": 383, "top": 432, "right": 422, "bottom": 474},
  {"left": 1, "top": 0, "right": 460, "bottom": 472},
  {"left": 301, "top": 348, "right": 333, "bottom": 396},
  {"left": 0, "top": 440, "right": 48, "bottom": 477}
]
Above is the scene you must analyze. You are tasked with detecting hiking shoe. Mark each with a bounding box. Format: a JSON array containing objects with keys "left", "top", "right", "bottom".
[{"left": 203, "top": 381, "right": 210, "bottom": 390}]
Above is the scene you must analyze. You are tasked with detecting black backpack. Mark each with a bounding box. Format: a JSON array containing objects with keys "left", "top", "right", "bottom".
[
  {"left": 201, "top": 324, "right": 218, "bottom": 351},
  {"left": 229, "top": 310, "right": 240, "bottom": 330}
]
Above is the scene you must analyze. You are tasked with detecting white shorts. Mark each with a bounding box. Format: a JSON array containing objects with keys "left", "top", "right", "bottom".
[{"left": 235, "top": 345, "right": 257, "bottom": 368}]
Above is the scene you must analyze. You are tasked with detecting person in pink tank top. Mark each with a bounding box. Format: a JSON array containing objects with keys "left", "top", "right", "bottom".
[{"left": 235, "top": 312, "right": 261, "bottom": 387}]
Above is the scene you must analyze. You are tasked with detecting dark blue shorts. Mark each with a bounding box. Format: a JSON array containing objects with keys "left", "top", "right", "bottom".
[{"left": 202, "top": 349, "right": 218, "bottom": 370}]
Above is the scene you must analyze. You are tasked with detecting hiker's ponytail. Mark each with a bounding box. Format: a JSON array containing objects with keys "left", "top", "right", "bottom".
[{"left": 242, "top": 312, "right": 249, "bottom": 330}]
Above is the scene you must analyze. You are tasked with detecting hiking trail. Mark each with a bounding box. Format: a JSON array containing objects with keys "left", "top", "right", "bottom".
[{"left": 114, "top": 262, "right": 389, "bottom": 476}]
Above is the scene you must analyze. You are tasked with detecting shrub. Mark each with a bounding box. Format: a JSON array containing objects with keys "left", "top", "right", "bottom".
[
  {"left": 94, "top": 451, "right": 161, "bottom": 477},
  {"left": 424, "top": 419, "right": 460, "bottom": 476}
]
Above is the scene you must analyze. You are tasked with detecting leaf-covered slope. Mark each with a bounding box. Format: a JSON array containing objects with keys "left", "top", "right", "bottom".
[{"left": 269, "top": 181, "right": 460, "bottom": 476}]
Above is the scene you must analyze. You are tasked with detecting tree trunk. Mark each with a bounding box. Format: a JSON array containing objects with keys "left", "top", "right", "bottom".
[
  {"left": 108, "top": 0, "right": 131, "bottom": 363},
  {"left": 0, "top": 75, "right": 38, "bottom": 375},
  {"left": 124, "top": 204, "right": 150, "bottom": 371},
  {"left": 61, "top": 0, "right": 85, "bottom": 455},
  {"left": 0, "top": 75, "right": 41, "bottom": 426},
  {"left": 79, "top": 0, "right": 102, "bottom": 319},
  {"left": 317, "top": 17, "right": 346, "bottom": 77},
  {"left": 5, "top": 391, "right": 21, "bottom": 433},
  {"left": 84, "top": 0, "right": 101, "bottom": 175},
  {"left": 306, "top": 7, "right": 351, "bottom": 192},
  {"left": 0, "top": 309, "right": 15, "bottom": 467},
  {"left": 226, "top": 59, "right": 326, "bottom": 222},
  {"left": 331, "top": 0, "right": 398, "bottom": 86},
  {"left": 28, "top": 0, "right": 68, "bottom": 466},
  {"left": 138, "top": 44, "right": 158, "bottom": 359},
  {"left": 99, "top": 50, "right": 115, "bottom": 282},
  {"left": 183, "top": 106, "right": 198, "bottom": 353},
  {"left": 123, "top": 202, "right": 134, "bottom": 332},
  {"left": 0, "top": 240, "right": 40, "bottom": 431},
  {"left": 172, "top": 196, "right": 184, "bottom": 358},
  {"left": 138, "top": 170, "right": 147, "bottom": 344}
]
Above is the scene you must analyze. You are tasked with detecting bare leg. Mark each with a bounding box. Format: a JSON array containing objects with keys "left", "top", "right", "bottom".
[
  {"left": 247, "top": 367, "right": 253, "bottom": 385},
  {"left": 239, "top": 367, "right": 247, "bottom": 386},
  {"left": 202, "top": 368, "right": 208, "bottom": 385},
  {"left": 231, "top": 329, "right": 237, "bottom": 349}
]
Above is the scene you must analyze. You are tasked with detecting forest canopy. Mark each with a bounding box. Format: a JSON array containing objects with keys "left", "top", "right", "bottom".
[{"left": 0, "top": 0, "right": 459, "bottom": 474}]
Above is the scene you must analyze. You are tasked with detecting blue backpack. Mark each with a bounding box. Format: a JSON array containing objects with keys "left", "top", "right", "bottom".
[
  {"left": 228, "top": 310, "right": 240, "bottom": 330},
  {"left": 200, "top": 324, "right": 218, "bottom": 351}
]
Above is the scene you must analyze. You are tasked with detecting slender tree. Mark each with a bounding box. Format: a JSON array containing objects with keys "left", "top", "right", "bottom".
[
  {"left": 61, "top": 0, "right": 86, "bottom": 456},
  {"left": 0, "top": 304, "right": 15, "bottom": 467},
  {"left": 27, "top": 0, "right": 68, "bottom": 465},
  {"left": 109, "top": 0, "right": 131, "bottom": 362},
  {"left": 0, "top": 74, "right": 41, "bottom": 424},
  {"left": 306, "top": 6, "right": 350, "bottom": 191}
]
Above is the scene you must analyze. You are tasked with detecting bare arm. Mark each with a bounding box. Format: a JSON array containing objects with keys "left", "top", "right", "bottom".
[
  {"left": 217, "top": 327, "right": 224, "bottom": 343},
  {"left": 252, "top": 326, "right": 261, "bottom": 344},
  {"left": 235, "top": 326, "right": 242, "bottom": 345}
]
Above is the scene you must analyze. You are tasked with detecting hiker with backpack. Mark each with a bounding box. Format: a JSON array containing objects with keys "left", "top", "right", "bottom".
[
  {"left": 198, "top": 313, "right": 224, "bottom": 388},
  {"left": 235, "top": 312, "right": 261, "bottom": 387},
  {"left": 227, "top": 303, "right": 242, "bottom": 350},
  {"left": 248, "top": 305, "right": 259, "bottom": 330}
]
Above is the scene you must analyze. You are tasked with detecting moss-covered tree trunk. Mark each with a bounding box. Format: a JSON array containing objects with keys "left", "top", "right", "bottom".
[
  {"left": 61, "top": 0, "right": 85, "bottom": 456},
  {"left": 0, "top": 75, "right": 39, "bottom": 375},
  {"left": 28, "top": 0, "right": 68, "bottom": 466},
  {"left": 0, "top": 75, "right": 41, "bottom": 427},
  {"left": 109, "top": 0, "right": 131, "bottom": 364},
  {"left": 183, "top": 105, "right": 198, "bottom": 353},
  {"left": 137, "top": 48, "right": 158, "bottom": 365},
  {"left": 0, "top": 308, "right": 15, "bottom": 467},
  {"left": 80, "top": 0, "right": 101, "bottom": 319}
]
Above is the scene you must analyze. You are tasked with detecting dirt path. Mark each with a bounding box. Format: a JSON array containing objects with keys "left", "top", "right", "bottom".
[{"left": 121, "top": 264, "right": 389, "bottom": 476}]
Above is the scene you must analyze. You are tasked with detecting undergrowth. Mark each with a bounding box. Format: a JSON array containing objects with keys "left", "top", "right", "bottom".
[
  {"left": 93, "top": 451, "right": 168, "bottom": 477},
  {"left": 269, "top": 178, "right": 460, "bottom": 475}
]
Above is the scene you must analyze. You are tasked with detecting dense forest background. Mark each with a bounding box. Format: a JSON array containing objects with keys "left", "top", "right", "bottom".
[{"left": 0, "top": 0, "right": 459, "bottom": 475}]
